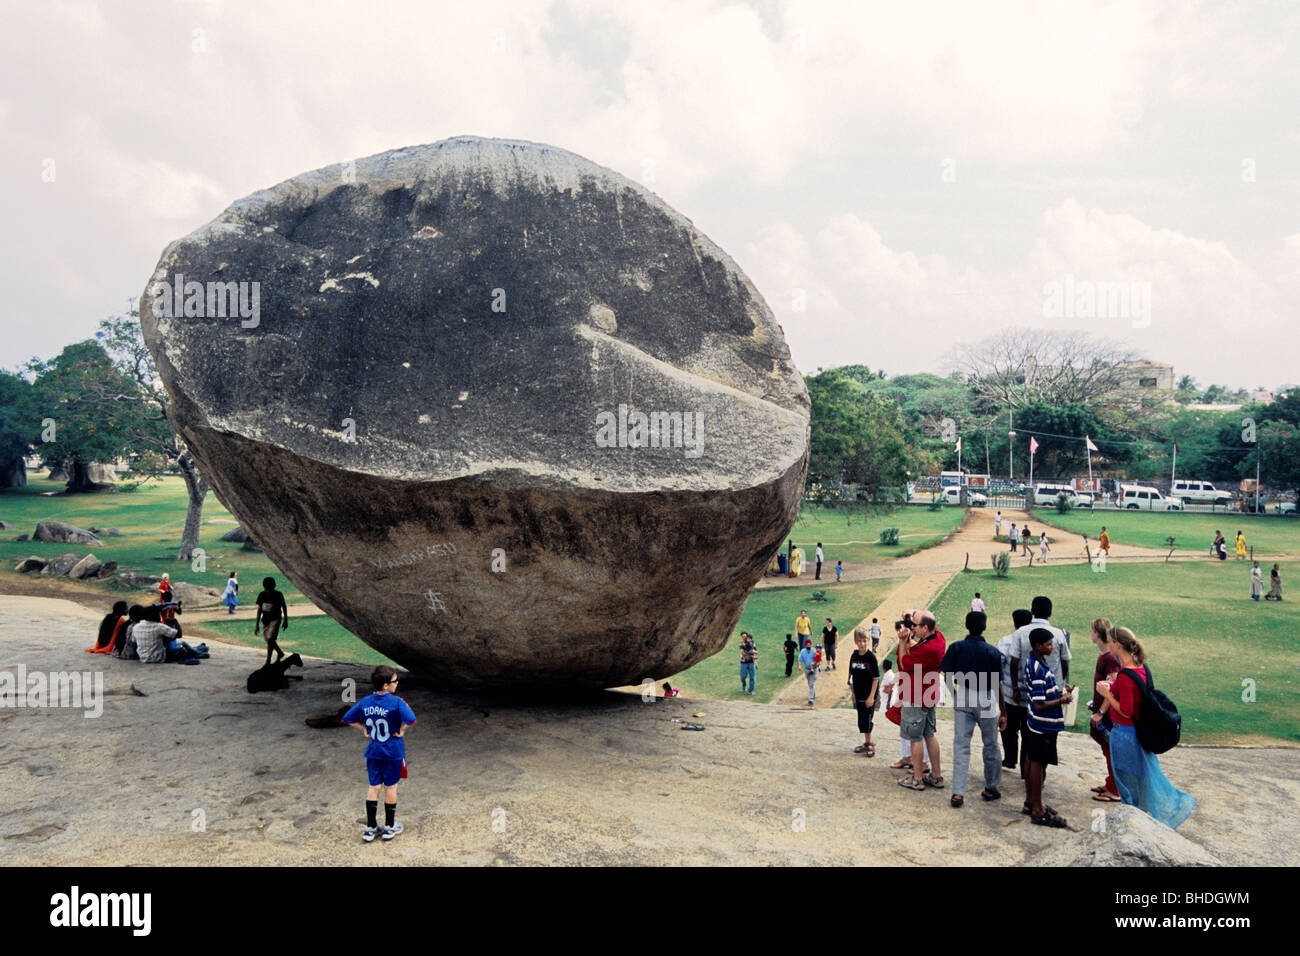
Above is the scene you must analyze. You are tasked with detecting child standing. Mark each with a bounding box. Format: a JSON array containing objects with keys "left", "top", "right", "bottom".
[
  {"left": 848, "top": 628, "right": 880, "bottom": 756},
  {"left": 835, "top": 560, "right": 843, "bottom": 583},
  {"left": 783, "top": 633, "right": 798, "bottom": 677},
  {"left": 343, "top": 666, "right": 417, "bottom": 843},
  {"left": 868, "top": 617, "right": 882, "bottom": 653}
]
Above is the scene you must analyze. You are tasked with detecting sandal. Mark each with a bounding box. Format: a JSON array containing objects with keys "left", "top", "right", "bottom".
[
  {"left": 890, "top": 759, "right": 912, "bottom": 770},
  {"left": 1023, "top": 803, "right": 1058, "bottom": 817},
  {"left": 950, "top": 794, "right": 964, "bottom": 808},
  {"left": 854, "top": 745, "right": 869, "bottom": 753},
  {"left": 1031, "top": 812, "right": 1069, "bottom": 828},
  {"left": 922, "top": 773, "right": 945, "bottom": 789},
  {"left": 898, "top": 776, "right": 926, "bottom": 791},
  {"left": 1090, "top": 785, "right": 1108, "bottom": 794},
  {"left": 1092, "top": 792, "right": 1122, "bottom": 802},
  {"left": 981, "top": 788, "right": 1001, "bottom": 801},
  {"left": 865, "top": 743, "right": 875, "bottom": 758}
]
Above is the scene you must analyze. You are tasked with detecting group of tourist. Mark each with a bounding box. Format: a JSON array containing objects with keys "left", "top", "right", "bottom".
[
  {"left": 995, "top": 511, "right": 1058, "bottom": 562},
  {"left": 836, "top": 594, "right": 1195, "bottom": 832},
  {"left": 769, "top": 540, "right": 843, "bottom": 583},
  {"left": 86, "top": 575, "right": 209, "bottom": 664}
]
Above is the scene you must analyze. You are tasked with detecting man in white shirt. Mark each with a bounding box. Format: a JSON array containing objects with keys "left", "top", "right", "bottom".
[
  {"left": 815, "top": 542, "right": 824, "bottom": 580},
  {"left": 994, "top": 511, "right": 1003, "bottom": 537},
  {"left": 1009, "top": 596, "right": 1072, "bottom": 715},
  {"left": 971, "top": 593, "right": 985, "bottom": 614}
]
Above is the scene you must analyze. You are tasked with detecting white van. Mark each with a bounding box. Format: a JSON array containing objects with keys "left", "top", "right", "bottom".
[
  {"left": 1119, "top": 484, "right": 1184, "bottom": 511},
  {"left": 1033, "top": 483, "right": 1091, "bottom": 508},
  {"left": 1170, "top": 479, "right": 1232, "bottom": 506},
  {"left": 942, "top": 486, "right": 987, "bottom": 506}
]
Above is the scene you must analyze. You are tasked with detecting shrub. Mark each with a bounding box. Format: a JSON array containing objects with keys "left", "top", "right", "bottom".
[
  {"left": 928, "top": 496, "right": 944, "bottom": 511},
  {"left": 1055, "top": 492, "right": 1074, "bottom": 514},
  {"left": 991, "top": 552, "right": 1011, "bottom": 578},
  {"left": 879, "top": 527, "right": 900, "bottom": 546},
  {"left": 811, "top": 590, "right": 828, "bottom": 602}
]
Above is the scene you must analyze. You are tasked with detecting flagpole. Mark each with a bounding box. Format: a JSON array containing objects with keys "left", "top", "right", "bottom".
[{"left": 1171, "top": 441, "right": 1177, "bottom": 488}]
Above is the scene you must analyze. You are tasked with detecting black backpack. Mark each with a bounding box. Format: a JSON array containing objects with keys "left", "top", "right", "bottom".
[{"left": 1119, "top": 665, "right": 1181, "bottom": 754}]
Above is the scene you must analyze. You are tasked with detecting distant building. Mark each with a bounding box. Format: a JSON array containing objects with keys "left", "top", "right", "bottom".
[
  {"left": 1118, "top": 360, "right": 1175, "bottom": 394},
  {"left": 1252, "top": 390, "right": 1275, "bottom": 405}
]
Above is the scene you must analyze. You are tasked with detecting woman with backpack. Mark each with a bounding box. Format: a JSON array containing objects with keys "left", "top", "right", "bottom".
[{"left": 1095, "top": 626, "right": 1195, "bottom": 829}]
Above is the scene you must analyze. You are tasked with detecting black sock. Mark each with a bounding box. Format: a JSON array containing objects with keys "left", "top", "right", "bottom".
[
  {"left": 366, "top": 800, "right": 378, "bottom": 828},
  {"left": 385, "top": 803, "right": 396, "bottom": 827}
]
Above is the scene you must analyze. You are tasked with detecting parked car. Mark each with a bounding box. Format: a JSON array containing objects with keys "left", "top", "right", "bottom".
[
  {"left": 1170, "top": 479, "right": 1233, "bottom": 506},
  {"left": 942, "top": 486, "right": 987, "bottom": 506},
  {"left": 1119, "top": 484, "right": 1184, "bottom": 511},
  {"left": 1032, "top": 483, "right": 1090, "bottom": 508}
]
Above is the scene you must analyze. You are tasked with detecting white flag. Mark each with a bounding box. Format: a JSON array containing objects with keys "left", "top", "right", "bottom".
[
  {"left": 1085, "top": 436, "right": 1098, "bottom": 452},
  {"left": 955, "top": 436, "right": 962, "bottom": 453}
]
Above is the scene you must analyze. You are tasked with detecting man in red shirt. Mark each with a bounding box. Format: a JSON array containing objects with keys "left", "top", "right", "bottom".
[{"left": 898, "top": 610, "right": 947, "bottom": 790}]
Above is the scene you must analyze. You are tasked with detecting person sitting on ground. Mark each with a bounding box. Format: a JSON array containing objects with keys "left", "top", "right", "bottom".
[
  {"left": 662, "top": 682, "right": 681, "bottom": 699},
  {"left": 87, "top": 600, "right": 129, "bottom": 654},
  {"left": 1023, "top": 627, "right": 1074, "bottom": 828},
  {"left": 133, "top": 605, "right": 206, "bottom": 664},
  {"left": 112, "top": 606, "right": 145, "bottom": 661}
]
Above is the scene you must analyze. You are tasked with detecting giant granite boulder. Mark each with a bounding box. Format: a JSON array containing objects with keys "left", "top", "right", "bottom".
[
  {"left": 141, "top": 137, "right": 809, "bottom": 691},
  {"left": 34, "top": 520, "right": 102, "bottom": 546}
]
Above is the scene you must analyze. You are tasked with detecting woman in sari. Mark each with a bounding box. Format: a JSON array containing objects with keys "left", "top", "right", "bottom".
[
  {"left": 86, "top": 601, "right": 129, "bottom": 654},
  {"left": 1267, "top": 564, "right": 1283, "bottom": 601},
  {"left": 221, "top": 571, "right": 240, "bottom": 613},
  {"left": 1235, "top": 531, "right": 1247, "bottom": 560},
  {"left": 1095, "top": 626, "right": 1195, "bottom": 829}
]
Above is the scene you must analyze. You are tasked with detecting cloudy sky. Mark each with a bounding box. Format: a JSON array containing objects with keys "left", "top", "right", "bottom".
[{"left": 4, "top": 0, "right": 1298, "bottom": 389}]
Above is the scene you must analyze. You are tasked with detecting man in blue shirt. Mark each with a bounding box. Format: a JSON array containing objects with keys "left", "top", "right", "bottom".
[
  {"left": 1023, "top": 629, "right": 1074, "bottom": 829},
  {"left": 798, "top": 639, "right": 818, "bottom": 705},
  {"left": 343, "top": 666, "right": 417, "bottom": 842},
  {"left": 940, "top": 611, "right": 1006, "bottom": 807}
]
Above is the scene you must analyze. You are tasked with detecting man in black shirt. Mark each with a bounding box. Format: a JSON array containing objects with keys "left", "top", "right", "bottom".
[
  {"left": 254, "top": 576, "right": 290, "bottom": 666},
  {"left": 822, "top": 618, "right": 839, "bottom": 670},
  {"left": 847, "top": 627, "right": 880, "bottom": 756},
  {"left": 783, "top": 634, "right": 797, "bottom": 677}
]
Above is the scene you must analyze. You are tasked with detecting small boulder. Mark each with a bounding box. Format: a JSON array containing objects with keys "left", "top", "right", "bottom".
[
  {"left": 68, "top": 554, "right": 104, "bottom": 580},
  {"left": 1026, "top": 805, "right": 1220, "bottom": 867},
  {"left": 34, "top": 520, "right": 102, "bottom": 546},
  {"left": 116, "top": 571, "right": 164, "bottom": 589},
  {"left": 14, "top": 556, "right": 46, "bottom": 573},
  {"left": 219, "top": 527, "right": 250, "bottom": 543},
  {"left": 12, "top": 533, "right": 29, "bottom": 542},
  {"left": 170, "top": 581, "right": 221, "bottom": 607},
  {"left": 95, "top": 560, "right": 119, "bottom": 579},
  {"left": 0, "top": 520, "right": 14, "bottom": 531},
  {"left": 39, "top": 552, "right": 85, "bottom": 576}
]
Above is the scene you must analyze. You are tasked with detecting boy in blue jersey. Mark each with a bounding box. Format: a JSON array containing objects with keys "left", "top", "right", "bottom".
[
  {"left": 1023, "top": 628, "right": 1074, "bottom": 829},
  {"left": 343, "top": 665, "right": 417, "bottom": 843}
]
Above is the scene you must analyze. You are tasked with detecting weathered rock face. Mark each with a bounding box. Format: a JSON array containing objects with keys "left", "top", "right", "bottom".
[
  {"left": 34, "top": 520, "right": 102, "bottom": 546},
  {"left": 40, "top": 553, "right": 84, "bottom": 577},
  {"left": 67, "top": 554, "right": 104, "bottom": 580},
  {"left": 14, "top": 556, "right": 45, "bottom": 574},
  {"left": 141, "top": 137, "right": 809, "bottom": 691},
  {"left": 1027, "top": 805, "right": 1221, "bottom": 867}
]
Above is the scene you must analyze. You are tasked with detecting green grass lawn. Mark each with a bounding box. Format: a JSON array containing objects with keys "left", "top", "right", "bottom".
[
  {"left": 1035, "top": 507, "right": 1300, "bottom": 557},
  {"left": 930, "top": 562, "right": 1300, "bottom": 743},
  {"left": 671, "top": 576, "right": 903, "bottom": 703},
  {"left": 196, "top": 613, "right": 394, "bottom": 666},
  {"left": 0, "top": 476, "right": 309, "bottom": 603},
  {"left": 788, "top": 503, "right": 965, "bottom": 564}
]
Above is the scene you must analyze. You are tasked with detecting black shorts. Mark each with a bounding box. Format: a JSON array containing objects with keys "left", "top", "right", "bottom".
[
  {"left": 855, "top": 699, "right": 875, "bottom": 734},
  {"left": 1025, "top": 730, "right": 1058, "bottom": 766},
  {"left": 825, "top": 644, "right": 836, "bottom": 660}
]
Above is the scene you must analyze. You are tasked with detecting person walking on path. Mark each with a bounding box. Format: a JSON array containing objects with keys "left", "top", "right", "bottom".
[
  {"left": 1267, "top": 564, "right": 1283, "bottom": 601},
  {"left": 815, "top": 542, "right": 824, "bottom": 580},
  {"left": 897, "top": 610, "right": 946, "bottom": 791},
  {"left": 739, "top": 632, "right": 758, "bottom": 694},
  {"left": 997, "top": 609, "right": 1033, "bottom": 771},
  {"left": 994, "top": 511, "right": 1003, "bottom": 537},
  {"left": 343, "top": 665, "right": 417, "bottom": 843},
  {"left": 1023, "top": 627, "right": 1074, "bottom": 828},
  {"left": 822, "top": 618, "right": 838, "bottom": 670},
  {"left": 1086, "top": 618, "right": 1122, "bottom": 803},
  {"left": 1099, "top": 527, "right": 1111, "bottom": 557},
  {"left": 1095, "top": 627, "right": 1195, "bottom": 829},
  {"left": 254, "top": 576, "right": 290, "bottom": 666},
  {"left": 783, "top": 633, "right": 797, "bottom": 677},
  {"left": 795, "top": 610, "right": 812, "bottom": 647},
  {"left": 941, "top": 610, "right": 1006, "bottom": 807},
  {"left": 848, "top": 627, "right": 880, "bottom": 756},
  {"left": 1251, "top": 561, "right": 1264, "bottom": 601},
  {"left": 221, "top": 571, "right": 239, "bottom": 614},
  {"left": 1008, "top": 523, "right": 1019, "bottom": 553},
  {"left": 835, "top": 560, "right": 843, "bottom": 582},
  {"left": 868, "top": 618, "right": 882, "bottom": 653},
  {"left": 799, "top": 638, "right": 819, "bottom": 705},
  {"left": 1236, "top": 530, "right": 1247, "bottom": 560},
  {"left": 1038, "top": 532, "right": 1050, "bottom": 563}
]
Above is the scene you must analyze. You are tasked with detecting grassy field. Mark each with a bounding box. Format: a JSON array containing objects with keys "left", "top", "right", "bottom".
[
  {"left": 196, "top": 613, "right": 396, "bottom": 666},
  {"left": 1035, "top": 508, "right": 1300, "bottom": 557},
  {"left": 787, "top": 503, "right": 964, "bottom": 564},
  {"left": 930, "top": 561, "right": 1300, "bottom": 743},
  {"left": 0, "top": 476, "right": 309, "bottom": 603},
  {"left": 671, "top": 576, "right": 902, "bottom": 703}
]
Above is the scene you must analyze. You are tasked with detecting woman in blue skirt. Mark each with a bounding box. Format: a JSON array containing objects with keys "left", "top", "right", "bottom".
[
  {"left": 1095, "top": 626, "right": 1195, "bottom": 829},
  {"left": 221, "top": 571, "right": 240, "bottom": 614}
]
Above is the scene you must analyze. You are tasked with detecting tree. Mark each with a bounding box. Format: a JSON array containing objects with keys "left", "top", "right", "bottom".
[
  {"left": 26, "top": 341, "right": 158, "bottom": 493},
  {"left": 0, "top": 371, "right": 36, "bottom": 488},
  {"left": 1260, "top": 421, "right": 1300, "bottom": 501},
  {"left": 1175, "top": 375, "right": 1199, "bottom": 405},
  {"left": 947, "top": 328, "right": 1139, "bottom": 410},
  {"left": 806, "top": 371, "right": 922, "bottom": 499},
  {"left": 96, "top": 312, "right": 210, "bottom": 560}
]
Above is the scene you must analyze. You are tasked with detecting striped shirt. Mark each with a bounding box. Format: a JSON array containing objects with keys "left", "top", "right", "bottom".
[{"left": 1025, "top": 656, "right": 1065, "bottom": 734}]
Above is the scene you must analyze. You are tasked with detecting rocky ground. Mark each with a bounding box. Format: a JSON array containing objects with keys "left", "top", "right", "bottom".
[{"left": 2, "top": 593, "right": 1295, "bottom": 866}]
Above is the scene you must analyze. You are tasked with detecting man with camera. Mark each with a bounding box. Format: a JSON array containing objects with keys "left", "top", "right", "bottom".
[{"left": 897, "top": 609, "right": 946, "bottom": 791}]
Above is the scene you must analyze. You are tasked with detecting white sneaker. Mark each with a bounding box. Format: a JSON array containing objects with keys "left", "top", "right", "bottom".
[
  {"left": 362, "top": 827, "right": 378, "bottom": 843},
  {"left": 381, "top": 822, "right": 404, "bottom": 841}
]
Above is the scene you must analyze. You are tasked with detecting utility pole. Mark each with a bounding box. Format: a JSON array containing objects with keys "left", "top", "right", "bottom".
[{"left": 1008, "top": 409, "right": 1016, "bottom": 481}]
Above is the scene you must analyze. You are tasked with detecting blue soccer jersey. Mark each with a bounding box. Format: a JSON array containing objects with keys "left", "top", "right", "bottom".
[{"left": 343, "top": 693, "right": 417, "bottom": 760}]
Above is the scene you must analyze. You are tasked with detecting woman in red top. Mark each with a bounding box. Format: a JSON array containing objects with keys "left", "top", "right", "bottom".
[{"left": 1095, "top": 626, "right": 1195, "bottom": 829}]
